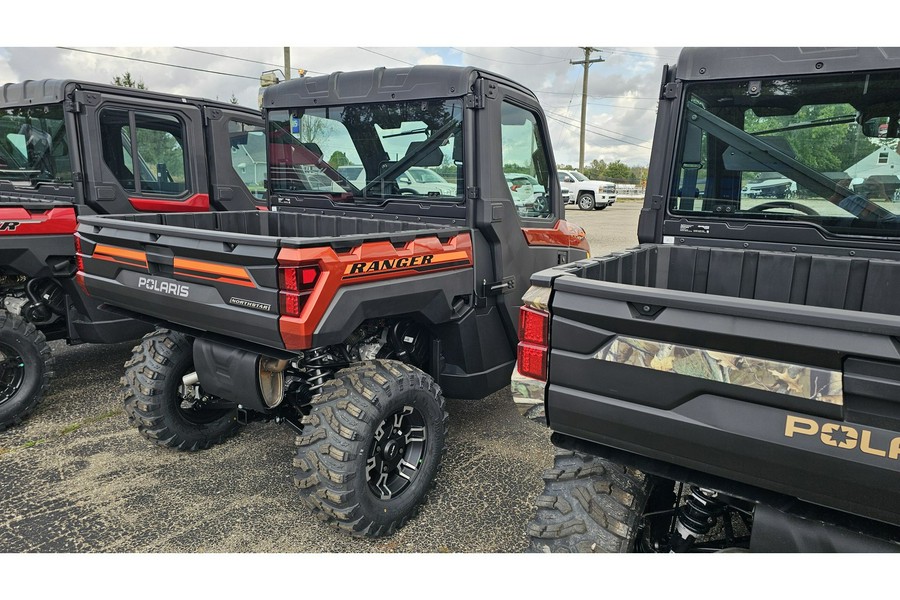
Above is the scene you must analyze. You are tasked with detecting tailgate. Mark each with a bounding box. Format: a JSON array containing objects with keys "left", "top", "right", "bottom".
[
  {"left": 78, "top": 212, "right": 283, "bottom": 350},
  {"left": 77, "top": 211, "right": 472, "bottom": 352},
  {"left": 545, "top": 274, "right": 900, "bottom": 526}
]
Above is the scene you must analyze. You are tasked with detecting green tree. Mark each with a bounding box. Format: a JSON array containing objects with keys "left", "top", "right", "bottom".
[
  {"left": 229, "top": 93, "right": 239, "bottom": 105},
  {"left": 112, "top": 72, "right": 147, "bottom": 90},
  {"left": 604, "top": 160, "right": 633, "bottom": 181},
  {"left": 747, "top": 104, "right": 877, "bottom": 172},
  {"left": 328, "top": 151, "right": 350, "bottom": 168},
  {"left": 582, "top": 159, "right": 607, "bottom": 180}
]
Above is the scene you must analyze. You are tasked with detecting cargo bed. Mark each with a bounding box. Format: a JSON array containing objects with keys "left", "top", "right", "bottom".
[
  {"left": 77, "top": 210, "right": 473, "bottom": 352},
  {"left": 535, "top": 243, "right": 900, "bottom": 526}
]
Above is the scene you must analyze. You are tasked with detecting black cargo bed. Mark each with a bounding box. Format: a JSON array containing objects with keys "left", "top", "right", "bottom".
[
  {"left": 538, "top": 244, "right": 900, "bottom": 526},
  {"left": 78, "top": 210, "right": 459, "bottom": 249}
]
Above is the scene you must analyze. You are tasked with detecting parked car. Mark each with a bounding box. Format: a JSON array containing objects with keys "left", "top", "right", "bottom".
[
  {"left": 336, "top": 164, "right": 366, "bottom": 188},
  {"left": 397, "top": 167, "right": 455, "bottom": 196},
  {"left": 558, "top": 169, "right": 616, "bottom": 210},
  {"left": 741, "top": 172, "right": 798, "bottom": 199},
  {"left": 505, "top": 173, "right": 553, "bottom": 217}
]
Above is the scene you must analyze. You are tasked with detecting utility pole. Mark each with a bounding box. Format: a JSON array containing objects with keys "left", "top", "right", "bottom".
[
  {"left": 570, "top": 47, "right": 604, "bottom": 171},
  {"left": 284, "top": 47, "right": 291, "bottom": 81}
]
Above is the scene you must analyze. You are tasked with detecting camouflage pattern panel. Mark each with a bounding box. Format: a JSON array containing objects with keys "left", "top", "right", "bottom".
[
  {"left": 522, "top": 285, "right": 551, "bottom": 311},
  {"left": 511, "top": 365, "right": 547, "bottom": 422},
  {"left": 596, "top": 336, "right": 844, "bottom": 405}
]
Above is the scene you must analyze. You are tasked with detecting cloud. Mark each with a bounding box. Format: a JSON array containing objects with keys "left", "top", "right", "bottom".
[{"left": 2, "top": 46, "right": 679, "bottom": 166}]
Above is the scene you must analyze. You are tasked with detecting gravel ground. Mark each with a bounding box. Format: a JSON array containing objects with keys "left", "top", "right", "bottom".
[{"left": 0, "top": 202, "right": 640, "bottom": 553}]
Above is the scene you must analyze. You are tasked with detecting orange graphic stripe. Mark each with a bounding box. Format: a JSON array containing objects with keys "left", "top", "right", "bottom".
[
  {"left": 93, "top": 245, "right": 148, "bottom": 268},
  {"left": 173, "top": 271, "right": 256, "bottom": 288},
  {"left": 172, "top": 258, "right": 253, "bottom": 282}
]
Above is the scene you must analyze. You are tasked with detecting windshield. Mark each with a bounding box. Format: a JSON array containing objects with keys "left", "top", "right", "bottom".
[
  {"left": 671, "top": 71, "right": 900, "bottom": 237},
  {"left": 267, "top": 99, "right": 463, "bottom": 202},
  {"left": 0, "top": 104, "right": 71, "bottom": 186},
  {"left": 571, "top": 171, "right": 587, "bottom": 182}
]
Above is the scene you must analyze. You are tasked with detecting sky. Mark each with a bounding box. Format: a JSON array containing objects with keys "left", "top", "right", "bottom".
[
  {"left": 0, "top": 45, "right": 674, "bottom": 168},
  {"left": 5, "top": 0, "right": 869, "bottom": 171}
]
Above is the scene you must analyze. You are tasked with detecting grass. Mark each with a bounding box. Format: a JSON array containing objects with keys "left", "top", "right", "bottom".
[{"left": 0, "top": 408, "right": 124, "bottom": 455}]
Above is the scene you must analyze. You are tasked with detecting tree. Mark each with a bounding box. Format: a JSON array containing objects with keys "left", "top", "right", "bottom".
[
  {"left": 604, "top": 160, "right": 633, "bottom": 181},
  {"left": 112, "top": 72, "right": 147, "bottom": 90},
  {"left": 300, "top": 117, "right": 329, "bottom": 146},
  {"left": 229, "top": 93, "right": 239, "bottom": 105},
  {"left": 582, "top": 159, "right": 607, "bottom": 180},
  {"left": 747, "top": 104, "right": 878, "bottom": 173},
  {"left": 328, "top": 151, "right": 350, "bottom": 168}
]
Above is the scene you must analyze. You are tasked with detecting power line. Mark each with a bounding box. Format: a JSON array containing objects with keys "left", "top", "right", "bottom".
[
  {"left": 536, "top": 90, "right": 659, "bottom": 100},
  {"left": 545, "top": 112, "right": 652, "bottom": 150},
  {"left": 174, "top": 47, "right": 326, "bottom": 75},
  {"left": 547, "top": 109, "right": 649, "bottom": 143},
  {"left": 511, "top": 47, "right": 582, "bottom": 60},
  {"left": 550, "top": 113, "right": 647, "bottom": 142},
  {"left": 450, "top": 47, "right": 569, "bottom": 65},
  {"left": 357, "top": 48, "right": 415, "bottom": 66},
  {"left": 57, "top": 47, "right": 261, "bottom": 81},
  {"left": 175, "top": 47, "right": 282, "bottom": 68},
  {"left": 544, "top": 101, "right": 658, "bottom": 113},
  {"left": 599, "top": 48, "right": 680, "bottom": 61}
]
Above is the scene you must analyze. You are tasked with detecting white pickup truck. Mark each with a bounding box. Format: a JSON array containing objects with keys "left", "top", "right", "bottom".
[{"left": 558, "top": 169, "right": 617, "bottom": 210}]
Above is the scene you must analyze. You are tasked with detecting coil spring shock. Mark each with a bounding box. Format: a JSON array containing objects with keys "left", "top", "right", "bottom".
[
  {"left": 302, "top": 347, "right": 335, "bottom": 395},
  {"left": 672, "top": 487, "right": 727, "bottom": 551}
]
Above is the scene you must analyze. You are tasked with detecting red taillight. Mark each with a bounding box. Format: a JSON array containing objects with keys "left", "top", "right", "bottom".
[
  {"left": 299, "top": 266, "right": 318, "bottom": 286},
  {"left": 73, "top": 235, "right": 86, "bottom": 273},
  {"left": 517, "top": 343, "right": 548, "bottom": 381},
  {"left": 517, "top": 306, "right": 549, "bottom": 381},
  {"left": 518, "top": 306, "right": 549, "bottom": 345},
  {"left": 278, "top": 265, "right": 320, "bottom": 316},
  {"left": 281, "top": 267, "right": 298, "bottom": 292}
]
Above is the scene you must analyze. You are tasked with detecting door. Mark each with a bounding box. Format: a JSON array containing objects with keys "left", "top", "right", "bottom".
[
  {"left": 76, "top": 90, "right": 208, "bottom": 215},
  {"left": 472, "top": 79, "right": 571, "bottom": 345},
  {"left": 204, "top": 106, "right": 267, "bottom": 210}
]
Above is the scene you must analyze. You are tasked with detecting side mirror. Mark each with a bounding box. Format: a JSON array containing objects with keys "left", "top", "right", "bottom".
[
  {"left": 859, "top": 105, "right": 899, "bottom": 138},
  {"left": 862, "top": 116, "right": 891, "bottom": 138}
]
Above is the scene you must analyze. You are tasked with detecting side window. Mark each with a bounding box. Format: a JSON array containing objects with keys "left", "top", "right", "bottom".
[
  {"left": 228, "top": 120, "right": 266, "bottom": 200},
  {"left": 500, "top": 101, "right": 554, "bottom": 219},
  {"left": 99, "top": 108, "right": 187, "bottom": 196}
]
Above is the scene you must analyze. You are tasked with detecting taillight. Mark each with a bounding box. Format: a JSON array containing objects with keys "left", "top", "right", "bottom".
[
  {"left": 74, "top": 235, "right": 85, "bottom": 273},
  {"left": 519, "top": 306, "right": 548, "bottom": 345},
  {"left": 517, "top": 306, "right": 550, "bottom": 381},
  {"left": 278, "top": 265, "right": 320, "bottom": 317}
]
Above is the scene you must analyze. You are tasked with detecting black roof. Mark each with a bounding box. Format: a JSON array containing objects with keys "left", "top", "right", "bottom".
[
  {"left": 0, "top": 79, "right": 260, "bottom": 116},
  {"left": 262, "top": 65, "right": 536, "bottom": 109},
  {"left": 676, "top": 47, "right": 900, "bottom": 82}
]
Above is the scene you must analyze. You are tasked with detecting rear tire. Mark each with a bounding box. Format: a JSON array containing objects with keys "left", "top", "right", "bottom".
[
  {"left": 120, "top": 329, "right": 242, "bottom": 451},
  {"left": 577, "top": 193, "right": 595, "bottom": 210},
  {"left": 526, "top": 448, "right": 653, "bottom": 552},
  {"left": 0, "top": 311, "right": 53, "bottom": 431},
  {"left": 293, "top": 359, "right": 448, "bottom": 538}
]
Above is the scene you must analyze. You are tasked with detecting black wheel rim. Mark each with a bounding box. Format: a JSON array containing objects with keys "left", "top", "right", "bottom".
[
  {"left": 176, "top": 370, "right": 233, "bottom": 425},
  {"left": 0, "top": 343, "right": 25, "bottom": 405},
  {"left": 366, "top": 405, "right": 428, "bottom": 500}
]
